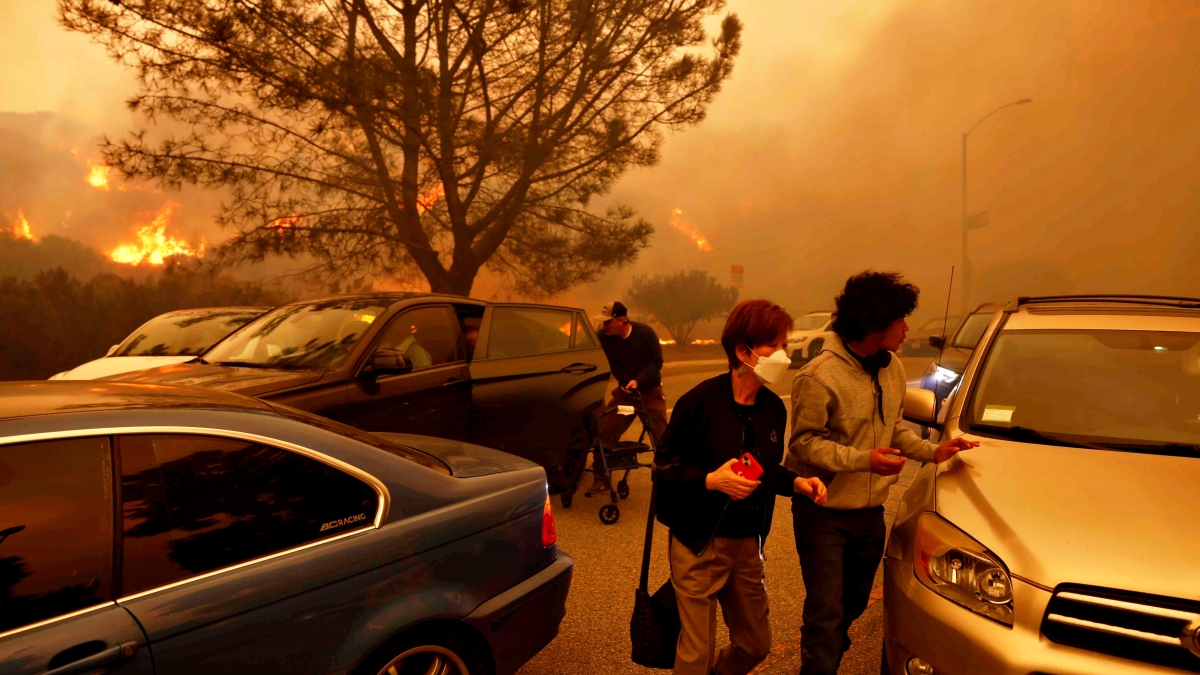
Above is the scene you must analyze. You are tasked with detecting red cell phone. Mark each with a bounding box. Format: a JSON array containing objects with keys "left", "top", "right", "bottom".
[{"left": 732, "top": 453, "right": 763, "bottom": 481}]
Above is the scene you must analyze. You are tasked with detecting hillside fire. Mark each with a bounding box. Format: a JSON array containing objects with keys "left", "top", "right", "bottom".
[
  {"left": 668, "top": 208, "right": 713, "bottom": 252},
  {"left": 109, "top": 203, "right": 205, "bottom": 265},
  {"left": 8, "top": 210, "right": 33, "bottom": 240},
  {"left": 86, "top": 161, "right": 111, "bottom": 191}
]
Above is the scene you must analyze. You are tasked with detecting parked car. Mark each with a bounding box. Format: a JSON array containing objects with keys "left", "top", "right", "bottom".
[
  {"left": 886, "top": 295, "right": 1200, "bottom": 675},
  {"left": 107, "top": 293, "right": 610, "bottom": 491},
  {"left": 786, "top": 311, "right": 834, "bottom": 366},
  {"left": 921, "top": 303, "right": 1002, "bottom": 402},
  {"left": 899, "top": 315, "right": 961, "bottom": 358},
  {"left": 49, "top": 307, "right": 270, "bottom": 381},
  {"left": 0, "top": 381, "right": 572, "bottom": 675}
]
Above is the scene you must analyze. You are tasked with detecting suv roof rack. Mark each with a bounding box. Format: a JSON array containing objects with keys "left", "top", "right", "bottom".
[{"left": 1008, "top": 294, "right": 1200, "bottom": 311}]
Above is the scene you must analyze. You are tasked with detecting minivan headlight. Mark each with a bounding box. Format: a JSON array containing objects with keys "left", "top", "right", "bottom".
[{"left": 913, "top": 513, "right": 1014, "bottom": 627}]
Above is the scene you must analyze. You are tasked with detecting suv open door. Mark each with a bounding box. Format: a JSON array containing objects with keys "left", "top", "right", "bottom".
[{"left": 468, "top": 304, "right": 609, "bottom": 487}]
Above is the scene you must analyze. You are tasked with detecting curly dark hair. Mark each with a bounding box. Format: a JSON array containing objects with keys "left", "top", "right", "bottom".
[{"left": 831, "top": 271, "right": 920, "bottom": 343}]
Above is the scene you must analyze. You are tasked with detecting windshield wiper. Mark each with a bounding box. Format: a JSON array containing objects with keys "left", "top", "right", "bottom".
[
  {"left": 206, "top": 360, "right": 276, "bottom": 369},
  {"left": 974, "top": 425, "right": 1115, "bottom": 450},
  {"left": 1098, "top": 441, "right": 1200, "bottom": 457}
]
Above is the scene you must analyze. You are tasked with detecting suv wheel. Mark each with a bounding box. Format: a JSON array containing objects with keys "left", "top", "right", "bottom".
[{"left": 362, "top": 628, "right": 489, "bottom": 675}]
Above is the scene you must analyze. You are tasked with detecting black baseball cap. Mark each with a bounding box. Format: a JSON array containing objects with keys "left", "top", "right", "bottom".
[{"left": 593, "top": 301, "right": 628, "bottom": 323}]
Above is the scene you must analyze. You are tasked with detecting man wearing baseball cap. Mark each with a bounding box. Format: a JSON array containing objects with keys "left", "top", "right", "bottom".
[{"left": 586, "top": 301, "right": 668, "bottom": 497}]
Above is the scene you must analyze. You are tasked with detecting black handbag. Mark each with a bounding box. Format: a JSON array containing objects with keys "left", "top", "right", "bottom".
[{"left": 630, "top": 476, "right": 680, "bottom": 669}]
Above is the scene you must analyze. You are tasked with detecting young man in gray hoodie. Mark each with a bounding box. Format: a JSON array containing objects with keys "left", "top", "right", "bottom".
[{"left": 785, "top": 271, "right": 978, "bottom": 675}]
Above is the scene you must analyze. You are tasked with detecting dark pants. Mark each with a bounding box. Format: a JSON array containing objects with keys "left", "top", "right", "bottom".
[
  {"left": 791, "top": 498, "right": 886, "bottom": 675},
  {"left": 591, "top": 386, "right": 667, "bottom": 480}
]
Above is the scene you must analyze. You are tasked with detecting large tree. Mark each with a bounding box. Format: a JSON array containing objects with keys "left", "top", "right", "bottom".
[
  {"left": 60, "top": 0, "right": 742, "bottom": 296},
  {"left": 627, "top": 269, "right": 737, "bottom": 344}
]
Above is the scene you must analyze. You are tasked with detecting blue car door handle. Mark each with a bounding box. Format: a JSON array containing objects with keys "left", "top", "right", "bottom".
[
  {"left": 561, "top": 363, "right": 597, "bottom": 375},
  {"left": 42, "top": 641, "right": 139, "bottom": 675}
]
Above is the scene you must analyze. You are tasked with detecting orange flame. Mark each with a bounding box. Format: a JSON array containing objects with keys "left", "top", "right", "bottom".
[
  {"left": 86, "top": 162, "right": 112, "bottom": 191},
  {"left": 9, "top": 210, "right": 33, "bottom": 240},
  {"left": 416, "top": 183, "right": 445, "bottom": 215},
  {"left": 109, "top": 203, "right": 205, "bottom": 265},
  {"left": 269, "top": 214, "right": 301, "bottom": 231},
  {"left": 669, "top": 208, "right": 713, "bottom": 252}
]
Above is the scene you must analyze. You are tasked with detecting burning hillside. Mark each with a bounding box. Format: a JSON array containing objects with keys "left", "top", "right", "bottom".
[
  {"left": 109, "top": 203, "right": 205, "bottom": 265},
  {"left": 8, "top": 210, "right": 33, "bottom": 241},
  {"left": 668, "top": 208, "right": 713, "bottom": 252}
]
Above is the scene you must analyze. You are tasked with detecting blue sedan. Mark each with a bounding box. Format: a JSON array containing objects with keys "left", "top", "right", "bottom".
[{"left": 0, "top": 382, "right": 572, "bottom": 675}]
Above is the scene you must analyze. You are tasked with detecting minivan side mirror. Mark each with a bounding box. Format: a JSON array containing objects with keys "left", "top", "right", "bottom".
[
  {"left": 902, "top": 387, "right": 940, "bottom": 430},
  {"left": 362, "top": 349, "right": 412, "bottom": 378},
  {"left": 106, "top": 344, "right": 119, "bottom": 357},
  {"left": 927, "top": 336, "right": 945, "bottom": 350}
]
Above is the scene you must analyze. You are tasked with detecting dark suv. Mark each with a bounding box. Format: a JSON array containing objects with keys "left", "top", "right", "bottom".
[{"left": 110, "top": 293, "right": 610, "bottom": 488}]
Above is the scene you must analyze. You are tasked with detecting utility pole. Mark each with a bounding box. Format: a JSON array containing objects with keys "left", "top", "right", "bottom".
[{"left": 961, "top": 98, "right": 1032, "bottom": 314}]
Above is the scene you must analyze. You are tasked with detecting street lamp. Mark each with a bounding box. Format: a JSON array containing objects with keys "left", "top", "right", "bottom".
[{"left": 961, "top": 98, "right": 1032, "bottom": 313}]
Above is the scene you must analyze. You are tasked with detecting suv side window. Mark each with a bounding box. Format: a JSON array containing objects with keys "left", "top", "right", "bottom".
[
  {"left": 572, "top": 312, "right": 597, "bottom": 349},
  {"left": 376, "top": 306, "right": 459, "bottom": 370},
  {"left": 0, "top": 437, "right": 113, "bottom": 633},
  {"left": 118, "top": 434, "right": 378, "bottom": 596},
  {"left": 486, "top": 307, "right": 574, "bottom": 359}
]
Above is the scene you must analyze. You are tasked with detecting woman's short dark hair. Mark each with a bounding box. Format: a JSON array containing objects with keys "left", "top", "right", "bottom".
[
  {"left": 721, "top": 299, "right": 795, "bottom": 369},
  {"left": 831, "top": 271, "right": 920, "bottom": 343}
]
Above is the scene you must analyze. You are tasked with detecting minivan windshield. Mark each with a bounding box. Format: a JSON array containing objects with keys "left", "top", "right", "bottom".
[
  {"left": 951, "top": 312, "right": 994, "bottom": 349},
  {"left": 968, "top": 329, "right": 1200, "bottom": 454},
  {"left": 115, "top": 308, "right": 265, "bottom": 357},
  {"left": 795, "top": 314, "right": 830, "bottom": 331},
  {"left": 204, "top": 300, "right": 387, "bottom": 370}
]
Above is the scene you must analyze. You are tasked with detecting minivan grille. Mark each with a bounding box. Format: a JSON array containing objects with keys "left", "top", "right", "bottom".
[{"left": 1042, "top": 585, "right": 1200, "bottom": 672}]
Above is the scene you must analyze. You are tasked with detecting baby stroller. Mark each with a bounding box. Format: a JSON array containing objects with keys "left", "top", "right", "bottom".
[{"left": 562, "top": 390, "right": 660, "bottom": 525}]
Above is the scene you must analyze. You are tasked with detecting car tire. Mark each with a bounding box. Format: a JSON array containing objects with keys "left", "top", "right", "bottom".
[
  {"left": 358, "top": 626, "right": 490, "bottom": 675},
  {"left": 560, "top": 491, "right": 573, "bottom": 509},
  {"left": 806, "top": 338, "right": 824, "bottom": 359}
]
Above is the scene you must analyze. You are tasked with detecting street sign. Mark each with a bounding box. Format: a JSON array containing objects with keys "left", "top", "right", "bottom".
[
  {"left": 731, "top": 265, "right": 744, "bottom": 289},
  {"left": 965, "top": 211, "right": 990, "bottom": 230}
]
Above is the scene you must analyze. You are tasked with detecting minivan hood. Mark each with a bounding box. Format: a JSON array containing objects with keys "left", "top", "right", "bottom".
[
  {"left": 51, "top": 355, "right": 195, "bottom": 381},
  {"left": 935, "top": 436, "right": 1200, "bottom": 600},
  {"left": 105, "top": 362, "right": 324, "bottom": 397},
  {"left": 377, "top": 433, "right": 539, "bottom": 478}
]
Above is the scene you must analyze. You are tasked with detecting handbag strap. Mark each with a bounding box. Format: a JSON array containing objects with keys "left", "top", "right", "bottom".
[{"left": 638, "top": 477, "right": 658, "bottom": 593}]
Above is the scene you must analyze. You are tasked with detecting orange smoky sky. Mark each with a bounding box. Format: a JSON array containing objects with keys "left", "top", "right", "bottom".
[{"left": 3, "top": 0, "right": 1200, "bottom": 327}]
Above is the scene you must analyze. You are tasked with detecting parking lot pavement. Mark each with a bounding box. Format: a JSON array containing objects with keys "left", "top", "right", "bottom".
[{"left": 517, "top": 360, "right": 930, "bottom": 675}]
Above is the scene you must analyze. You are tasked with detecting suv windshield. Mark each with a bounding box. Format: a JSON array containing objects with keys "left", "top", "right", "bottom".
[
  {"left": 951, "top": 312, "right": 994, "bottom": 349},
  {"left": 968, "top": 329, "right": 1200, "bottom": 453},
  {"left": 795, "top": 314, "right": 830, "bottom": 331},
  {"left": 115, "top": 309, "right": 265, "bottom": 357},
  {"left": 204, "top": 300, "right": 387, "bottom": 371}
]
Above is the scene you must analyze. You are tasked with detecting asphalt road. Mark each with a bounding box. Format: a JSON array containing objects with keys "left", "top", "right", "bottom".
[{"left": 516, "top": 358, "right": 933, "bottom": 675}]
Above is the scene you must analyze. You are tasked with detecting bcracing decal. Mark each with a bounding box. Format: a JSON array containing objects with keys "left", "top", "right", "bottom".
[{"left": 320, "top": 512, "right": 368, "bottom": 532}]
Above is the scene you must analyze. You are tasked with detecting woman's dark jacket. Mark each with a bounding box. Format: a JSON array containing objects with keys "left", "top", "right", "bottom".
[{"left": 655, "top": 372, "right": 799, "bottom": 555}]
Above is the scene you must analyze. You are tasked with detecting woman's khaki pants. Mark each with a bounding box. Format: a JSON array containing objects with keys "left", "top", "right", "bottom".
[{"left": 670, "top": 535, "right": 772, "bottom": 675}]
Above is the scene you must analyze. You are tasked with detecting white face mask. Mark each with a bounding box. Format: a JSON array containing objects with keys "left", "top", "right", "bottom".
[{"left": 744, "top": 348, "right": 791, "bottom": 385}]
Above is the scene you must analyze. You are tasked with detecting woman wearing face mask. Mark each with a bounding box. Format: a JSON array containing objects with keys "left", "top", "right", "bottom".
[{"left": 654, "top": 299, "right": 828, "bottom": 675}]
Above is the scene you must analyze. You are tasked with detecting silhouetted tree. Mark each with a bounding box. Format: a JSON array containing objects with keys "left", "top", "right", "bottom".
[
  {"left": 627, "top": 269, "right": 737, "bottom": 344},
  {"left": 61, "top": 0, "right": 743, "bottom": 297}
]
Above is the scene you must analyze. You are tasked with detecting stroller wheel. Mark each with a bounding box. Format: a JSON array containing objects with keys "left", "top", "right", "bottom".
[
  {"left": 561, "top": 491, "right": 573, "bottom": 509},
  {"left": 617, "top": 480, "right": 629, "bottom": 499},
  {"left": 599, "top": 503, "right": 620, "bottom": 525}
]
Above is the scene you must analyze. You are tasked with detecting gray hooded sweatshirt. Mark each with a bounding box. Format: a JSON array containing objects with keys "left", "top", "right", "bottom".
[{"left": 784, "top": 334, "right": 938, "bottom": 510}]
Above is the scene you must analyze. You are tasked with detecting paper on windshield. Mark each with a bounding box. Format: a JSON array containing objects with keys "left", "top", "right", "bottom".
[{"left": 981, "top": 405, "right": 1016, "bottom": 423}]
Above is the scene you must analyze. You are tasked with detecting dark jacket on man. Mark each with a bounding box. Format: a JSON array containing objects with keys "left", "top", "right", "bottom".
[
  {"left": 598, "top": 321, "right": 663, "bottom": 391},
  {"left": 655, "top": 372, "right": 800, "bottom": 555}
]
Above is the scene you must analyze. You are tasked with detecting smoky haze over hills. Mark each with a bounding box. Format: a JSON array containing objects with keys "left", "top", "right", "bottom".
[{"left": 1, "top": 0, "right": 1198, "bottom": 332}]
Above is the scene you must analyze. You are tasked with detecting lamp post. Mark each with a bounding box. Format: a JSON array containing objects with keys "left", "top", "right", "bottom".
[{"left": 962, "top": 98, "right": 1032, "bottom": 313}]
